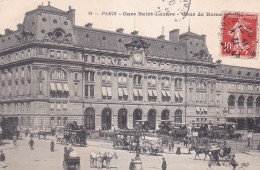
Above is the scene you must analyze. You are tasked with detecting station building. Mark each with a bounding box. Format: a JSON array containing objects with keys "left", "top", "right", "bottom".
[{"left": 0, "top": 4, "right": 259, "bottom": 130}]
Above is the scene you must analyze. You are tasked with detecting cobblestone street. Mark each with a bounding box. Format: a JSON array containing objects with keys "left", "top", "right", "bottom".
[{"left": 0, "top": 136, "right": 259, "bottom": 170}]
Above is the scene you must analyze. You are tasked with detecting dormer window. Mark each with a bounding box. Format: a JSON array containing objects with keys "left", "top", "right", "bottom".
[
  {"left": 247, "top": 72, "right": 251, "bottom": 77},
  {"left": 256, "top": 73, "right": 259, "bottom": 77},
  {"left": 238, "top": 71, "right": 241, "bottom": 75},
  {"left": 228, "top": 70, "right": 232, "bottom": 74}
]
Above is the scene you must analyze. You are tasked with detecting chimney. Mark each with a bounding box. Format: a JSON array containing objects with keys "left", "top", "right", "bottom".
[
  {"left": 169, "top": 29, "right": 179, "bottom": 43},
  {"left": 157, "top": 35, "right": 165, "bottom": 40},
  {"left": 85, "top": 23, "right": 93, "bottom": 28},
  {"left": 5, "top": 29, "right": 13, "bottom": 35},
  {"left": 131, "top": 30, "right": 138, "bottom": 36},
  {"left": 68, "top": 7, "right": 75, "bottom": 25},
  {"left": 48, "top": 1, "right": 50, "bottom": 6},
  {"left": 216, "top": 60, "right": 222, "bottom": 65},
  {"left": 17, "top": 24, "right": 23, "bottom": 30},
  {"left": 202, "top": 34, "right": 206, "bottom": 43},
  {"left": 116, "top": 28, "right": 124, "bottom": 33}
]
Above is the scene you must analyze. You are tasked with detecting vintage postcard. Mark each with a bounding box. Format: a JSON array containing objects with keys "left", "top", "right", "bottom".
[{"left": 0, "top": 0, "right": 260, "bottom": 170}]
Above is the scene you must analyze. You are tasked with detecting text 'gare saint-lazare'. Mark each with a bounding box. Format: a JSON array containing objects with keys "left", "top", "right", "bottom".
[
  {"left": 100, "top": 11, "right": 222, "bottom": 17},
  {"left": 0, "top": 3, "right": 259, "bottom": 131}
]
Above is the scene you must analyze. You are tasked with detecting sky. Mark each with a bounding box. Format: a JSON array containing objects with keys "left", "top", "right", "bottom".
[{"left": 0, "top": 0, "right": 260, "bottom": 69}]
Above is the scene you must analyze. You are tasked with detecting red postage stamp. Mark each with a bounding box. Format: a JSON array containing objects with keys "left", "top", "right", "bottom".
[{"left": 221, "top": 12, "right": 258, "bottom": 58}]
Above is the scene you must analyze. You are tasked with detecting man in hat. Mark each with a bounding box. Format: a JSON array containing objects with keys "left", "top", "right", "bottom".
[
  {"left": 162, "top": 157, "right": 167, "bottom": 170},
  {"left": 129, "top": 159, "right": 135, "bottom": 170},
  {"left": 0, "top": 151, "right": 7, "bottom": 168},
  {"left": 29, "top": 138, "right": 34, "bottom": 150},
  {"left": 50, "top": 140, "right": 55, "bottom": 152},
  {"left": 230, "top": 154, "right": 238, "bottom": 170}
]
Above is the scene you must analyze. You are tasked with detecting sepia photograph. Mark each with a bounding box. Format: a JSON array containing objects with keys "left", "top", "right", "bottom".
[{"left": 0, "top": 0, "right": 259, "bottom": 169}]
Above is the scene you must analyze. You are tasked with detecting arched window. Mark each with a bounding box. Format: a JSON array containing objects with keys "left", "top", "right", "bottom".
[
  {"left": 247, "top": 96, "right": 253, "bottom": 108},
  {"left": 228, "top": 95, "right": 235, "bottom": 107},
  {"left": 175, "top": 78, "right": 182, "bottom": 88},
  {"left": 238, "top": 96, "right": 245, "bottom": 107},
  {"left": 50, "top": 68, "right": 67, "bottom": 80},
  {"left": 27, "top": 66, "right": 31, "bottom": 78}
]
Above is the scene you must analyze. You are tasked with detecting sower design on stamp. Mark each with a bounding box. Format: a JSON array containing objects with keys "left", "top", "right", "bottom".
[{"left": 221, "top": 13, "right": 258, "bottom": 58}]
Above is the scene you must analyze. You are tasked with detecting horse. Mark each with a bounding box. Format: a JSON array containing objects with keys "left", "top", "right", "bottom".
[
  {"left": 101, "top": 152, "right": 118, "bottom": 169},
  {"left": 194, "top": 147, "right": 210, "bottom": 160},
  {"left": 90, "top": 152, "right": 102, "bottom": 168},
  {"left": 55, "top": 133, "right": 64, "bottom": 144}
]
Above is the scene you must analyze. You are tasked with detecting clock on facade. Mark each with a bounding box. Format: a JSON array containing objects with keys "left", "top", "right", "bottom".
[{"left": 133, "top": 52, "right": 143, "bottom": 63}]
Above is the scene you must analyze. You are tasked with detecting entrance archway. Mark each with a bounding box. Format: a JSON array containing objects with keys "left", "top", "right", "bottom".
[
  {"left": 101, "top": 108, "right": 112, "bottom": 130},
  {"left": 118, "top": 108, "right": 127, "bottom": 129},
  {"left": 84, "top": 108, "right": 95, "bottom": 130},
  {"left": 148, "top": 109, "right": 156, "bottom": 130},
  {"left": 161, "top": 109, "right": 169, "bottom": 121},
  {"left": 174, "top": 110, "right": 182, "bottom": 123},
  {"left": 133, "top": 109, "right": 142, "bottom": 127}
]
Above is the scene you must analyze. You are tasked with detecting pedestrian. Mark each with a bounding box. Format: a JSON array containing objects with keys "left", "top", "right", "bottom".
[
  {"left": 162, "top": 157, "right": 167, "bottom": 170},
  {"left": 230, "top": 154, "right": 238, "bottom": 170},
  {"left": 29, "top": 138, "right": 34, "bottom": 150},
  {"left": 25, "top": 129, "right": 29, "bottom": 137},
  {"left": 50, "top": 140, "right": 55, "bottom": 152},
  {"left": 0, "top": 151, "right": 7, "bottom": 168},
  {"left": 168, "top": 139, "right": 172, "bottom": 152},
  {"left": 188, "top": 142, "right": 192, "bottom": 155},
  {"left": 129, "top": 159, "right": 135, "bottom": 170},
  {"left": 13, "top": 135, "right": 17, "bottom": 147}
]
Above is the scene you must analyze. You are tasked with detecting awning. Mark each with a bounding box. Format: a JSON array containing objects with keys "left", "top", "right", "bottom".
[
  {"left": 162, "top": 90, "right": 166, "bottom": 97},
  {"left": 148, "top": 90, "right": 153, "bottom": 97},
  {"left": 174, "top": 91, "right": 179, "bottom": 98},
  {"left": 107, "top": 87, "right": 112, "bottom": 97},
  {"left": 123, "top": 88, "right": 128, "bottom": 96},
  {"left": 179, "top": 91, "right": 183, "bottom": 98},
  {"left": 102, "top": 87, "right": 107, "bottom": 97},
  {"left": 204, "top": 107, "right": 207, "bottom": 112},
  {"left": 196, "top": 107, "right": 200, "bottom": 112},
  {"left": 133, "top": 89, "right": 138, "bottom": 97},
  {"left": 118, "top": 88, "right": 123, "bottom": 97},
  {"left": 50, "top": 83, "right": 56, "bottom": 91},
  {"left": 122, "top": 76, "right": 127, "bottom": 83},
  {"left": 56, "top": 83, "right": 62, "bottom": 91},
  {"left": 118, "top": 76, "right": 122, "bottom": 83},
  {"left": 138, "top": 89, "right": 143, "bottom": 97},
  {"left": 166, "top": 90, "right": 171, "bottom": 97},
  {"left": 107, "top": 75, "right": 111, "bottom": 82},
  {"left": 63, "top": 83, "right": 69, "bottom": 92},
  {"left": 152, "top": 90, "right": 157, "bottom": 97}
]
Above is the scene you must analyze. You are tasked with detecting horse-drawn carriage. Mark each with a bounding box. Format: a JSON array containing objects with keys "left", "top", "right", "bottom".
[
  {"left": 56, "top": 122, "right": 88, "bottom": 146},
  {"left": 63, "top": 147, "right": 80, "bottom": 170},
  {"left": 113, "top": 129, "right": 163, "bottom": 155}
]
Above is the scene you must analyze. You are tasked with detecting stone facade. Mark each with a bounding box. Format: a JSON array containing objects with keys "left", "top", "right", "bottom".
[{"left": 0, "top": 4, "right": 259, "bottom": 130}]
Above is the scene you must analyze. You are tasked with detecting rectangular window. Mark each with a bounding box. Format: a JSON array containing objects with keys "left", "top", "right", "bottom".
[
  {"left": 63, "top": 52, "right": 68, "bottom": 59},
  {"left": 50, "top": 103, "right": 55, "bottom": 111},
  {"left": 57, "top": 117, "right": 62, "bottom": 126},
  {"left": 83, "top": 54, "right": 88, "bottom": 62},
  {"left": 85, "top": 85, "right": 89, "bottom": 98},
  {"left": 90, "top": 85, "right": 94, "bottom": 97},
  {"left": 108, "top": 58, "right": 112, "bottom": 65},
  {"left": 147, "top": 61, "right": 151, "bottom": 68},
  {"left": 63, "top": 103, "right": 68, "bottom": 111},
  {"left": 117, "top": 58, "right": 121, "bottom": 65},
  {"left": 63, "top": 117, "right": 68, "bottom": 125},
  {"left": 56, "top": 103, "right": 61, "bottom": 111},
  {"left": 101, "top": 57, "right": 105, "bottom": 64},
  {"left": 50, "top": 117, "right": 55, "bottom": 126},
  {"left": 85, "top": 72, "right": 89, "bottom": 81},
  {"left": 57, "top": 51, "right": 61, "bottom": 58},
  {"left": 123, "top": 59, "right": 127, "bottom": 66},
  {"left": 90, "top": 72, "right": 94, "bottom": 81},
  {"left": 50, "top": 50, "right": 55, "bottom": 58},
  {"left": 39, "top": 81, "right": 42, "bottom": 94},
  {"left": 91, "top": 56, "right": 95, "bottom": 63}
]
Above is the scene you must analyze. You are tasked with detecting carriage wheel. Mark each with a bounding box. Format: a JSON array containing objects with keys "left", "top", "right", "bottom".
[
  {"left": 142, "top": 146, "right": 150, "bottom": 155},
  {"left": 115, "top": 139, "right": 124, "bottom": 150},
  {"left": 70, "top": 137, "right": 76, "bottom": 146},
  {"left": 75, "top": 164, "right": 80, "bottom": 170}
]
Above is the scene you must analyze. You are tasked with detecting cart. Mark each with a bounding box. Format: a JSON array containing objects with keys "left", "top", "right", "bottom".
[{"left": 63, "top": 156, "right": 80, "bottom": 170}]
